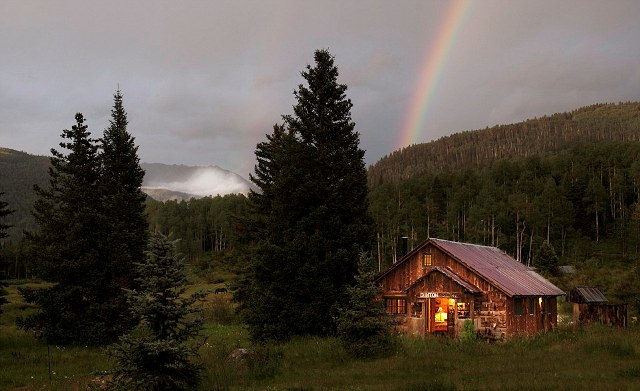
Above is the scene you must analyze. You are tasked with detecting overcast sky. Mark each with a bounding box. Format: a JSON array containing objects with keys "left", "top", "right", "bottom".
[{"left": 2, "top": 0, "right": 640, "bottom": 178}]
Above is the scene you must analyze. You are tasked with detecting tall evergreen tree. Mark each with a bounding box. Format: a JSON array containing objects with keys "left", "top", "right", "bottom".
[
  {"left": 99, "top": 90, "right": 148, "bottom": 335},
  {"left": 536, "top": 241, "right": 559, "bottom": 274},
  {"left": 245, "top": 50, "right": 373, "bottom": 341},
  {"left": 18, "top": 113, "right": 109, "bottom": 345}
]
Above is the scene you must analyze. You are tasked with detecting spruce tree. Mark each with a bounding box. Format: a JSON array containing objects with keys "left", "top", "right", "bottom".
[
  {"left": 245, "top": 50, "right": 373, "bottom": 341},
  {"left": 536, "top": 241, "right": 559, "bottom": 274},
  {"left": 337, "top": 253, "right": 393, "bottom": 358},
  {"left": 18, "top": 113, "right": 108, "bottom": 345},
  {"left": 108, "top": 233, "right": 205, "bottom": 391},
  {"left": 99, "top": 90, "right": 148, "bottom": 336}
]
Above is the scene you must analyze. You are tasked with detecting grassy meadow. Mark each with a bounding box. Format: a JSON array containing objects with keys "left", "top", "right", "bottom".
[{"left": 1, "top": 279, "right": 640, "bottom": 391}]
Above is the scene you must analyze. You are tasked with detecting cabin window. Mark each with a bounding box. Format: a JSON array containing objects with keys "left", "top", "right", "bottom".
[
  {"left": 422, "top": 253, "right": 432, "bottom": 268},
  {"left": 514, "top": 298, "right": 523, "bottom": 316},
  {"left": 546, "top": 297, "right": 553, "bottom": 315},
  {"left": 457, "top": 302, "right": 470, "bottom": 319},
  {"left": 529, "top": 298, "right": 535, "bottom": 315},
  {"left": 385, "top": 298, "right": 407, "bottom": 315}
]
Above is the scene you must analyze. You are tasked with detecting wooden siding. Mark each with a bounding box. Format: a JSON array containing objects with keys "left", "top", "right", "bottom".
[
  {"left": 573, "top": 303, "right": 627, "bottom": 328},
  {"left": 377, "top": 242, "right": 559, "bottom": 339},
  {"left": 507, "top": 296, "right": 558, "bottom": 335}
]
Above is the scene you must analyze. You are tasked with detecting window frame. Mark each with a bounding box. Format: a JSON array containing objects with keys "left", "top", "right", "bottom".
[
  {"left": 384, "top": 297, "right": 408, "bottom": 315},
  {"left": 514, "top": 298, "right": 523, "bottom": 316},
  {"left": 529, "top": 297, "right": 535, "bottom": 315},
  {"left": 422, "top": 253, "right": 433, "bottom": 268}
]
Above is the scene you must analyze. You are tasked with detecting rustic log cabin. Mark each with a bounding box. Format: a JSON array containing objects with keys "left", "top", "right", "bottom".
[{"left": 375, "top": 238, "right": 565, "bottom": 339}]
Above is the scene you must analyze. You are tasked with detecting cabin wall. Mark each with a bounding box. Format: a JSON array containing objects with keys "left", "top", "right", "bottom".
[
  {"left": 573, "top": 303, "right": 627, "bottom": 328},
  {"left": 378, "top": 243, "right": 559, "bottom": 339},
  {"left": 380, "top": 244, "right": 499, "bottom": 294},
  {"left": 507, "top": 296, "right": 558, "bottom": 335}
]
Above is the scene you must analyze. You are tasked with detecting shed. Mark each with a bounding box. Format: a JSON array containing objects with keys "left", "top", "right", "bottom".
[
  {"left": 375, "top": 238, "right": 565, "bottom": 339},
  {"left": 568, "top": 286, "right": 627, "bottom": 328}
]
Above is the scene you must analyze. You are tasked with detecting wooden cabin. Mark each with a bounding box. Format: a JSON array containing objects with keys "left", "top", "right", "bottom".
[
  {"left": 568, "top": 286, "right": 627, "bottom": 328},
  {"left": 375, "top": 238, "right": 565, "bottom": 339}
]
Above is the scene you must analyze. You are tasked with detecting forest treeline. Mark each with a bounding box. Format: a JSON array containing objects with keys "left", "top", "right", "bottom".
[
  {"left": 368, "top": 102, "right": 640, "bottom": 186},
  {"left": 4, "top": 102, "right": 640, "bottom": 315},
  {"left": 370, "top": 141, "right": 640, "bottom": 266},
  {"left": 145, "top": 194, "right": 249, "bottom": 261}
]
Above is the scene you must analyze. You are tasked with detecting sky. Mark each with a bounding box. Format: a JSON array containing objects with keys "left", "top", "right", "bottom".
[{"left": 2, "top": 0, "right": 640, "bottom": 179}]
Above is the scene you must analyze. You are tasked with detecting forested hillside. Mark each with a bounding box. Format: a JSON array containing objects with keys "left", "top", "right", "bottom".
[
  {"left": 0, "top": 148, "right": 49, "bottom": 240},
  {"left": 368, "top": 102, "right": 640, "bottom": 186},
  {"left": 369, "top": 141, "right": 640, "bottom": 310}
]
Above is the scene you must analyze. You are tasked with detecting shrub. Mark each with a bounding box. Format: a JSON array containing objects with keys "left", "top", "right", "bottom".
[{"left": 460, "top": 320, "right": 477, "bottom": 343}]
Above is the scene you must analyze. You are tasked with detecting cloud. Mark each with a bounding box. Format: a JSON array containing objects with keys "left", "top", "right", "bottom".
[{"left": 2, "top": 0, "right": 640, "bottom": 175}]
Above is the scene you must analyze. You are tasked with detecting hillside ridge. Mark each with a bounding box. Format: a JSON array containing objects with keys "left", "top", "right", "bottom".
[
  {"left": 368, "top": 102, "right": 640, "bottom": 186},
  {"left": 0, "top": 148, "right": 253, "bottom": 239}
]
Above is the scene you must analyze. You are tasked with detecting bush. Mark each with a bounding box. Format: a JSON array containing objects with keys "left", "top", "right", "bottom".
[{"left": 460, "top": 320, "right": 477, "bottom": 343}]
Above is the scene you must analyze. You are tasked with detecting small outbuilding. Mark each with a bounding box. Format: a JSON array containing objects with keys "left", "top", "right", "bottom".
[
  {"left": 375, "top": 238, "right": 565, "bottom": 339},
  {"left": 568, "top": 286, "right": 627, "bottom": 328}
]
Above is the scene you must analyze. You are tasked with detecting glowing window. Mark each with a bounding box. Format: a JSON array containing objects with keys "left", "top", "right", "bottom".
[{"left": 422, "top": 253, "right": 433, "bottom": 268}]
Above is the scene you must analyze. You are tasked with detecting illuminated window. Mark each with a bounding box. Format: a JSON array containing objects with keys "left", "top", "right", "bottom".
[
  {"left": 457, "top": 302, "right": 469, "bottom": 319},
  {"left": 385, "top": 298, "right": 407, "bottom": 315},
  {"left": 422, "top": 253, "right": 432, "bottom": 268}
]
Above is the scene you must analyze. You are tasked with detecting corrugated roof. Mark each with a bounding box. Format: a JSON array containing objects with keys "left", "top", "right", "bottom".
[
  {"left": 429, "top": 238, "right": 565, "bottom": 297},
  {"left": 406, "top": 266, "right": 483, "bottom": 294},
  {"left": 570, "top": 286, "right": 608, "bottom": 303}
]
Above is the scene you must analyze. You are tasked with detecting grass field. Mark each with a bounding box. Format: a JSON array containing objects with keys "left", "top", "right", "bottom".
[{"left": 2, "top": 279, "right": 640, "bottom": 390}]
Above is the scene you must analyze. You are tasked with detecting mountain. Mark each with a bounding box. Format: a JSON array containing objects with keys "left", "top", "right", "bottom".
[
  {"left": 0, "top": 148, "right": 255, "bottom": 240},
  {"left": 368, "top": 102, "right": 640, "bottom": 186},
  {"left": 141, "top": 163, "right": 256, "bottom": 201},
  {"left": 0, "top": 148, "right": 50, "bottom": 239}
]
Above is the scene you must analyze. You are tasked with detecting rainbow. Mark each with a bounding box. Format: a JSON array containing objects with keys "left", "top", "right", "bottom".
[{"left": 397, "top": 0, "right": 474, "bottom": 149}]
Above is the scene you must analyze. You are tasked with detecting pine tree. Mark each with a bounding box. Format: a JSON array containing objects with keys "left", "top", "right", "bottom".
[
  {"left": 108, "top": 233, "right": 205, "bottom": 391},
  {"left": 99, "top": 90, "right": 148, "bottom": 336},
  {"left": 337, "top": 253, "right": 393, "bottom": 358},
  {"left": 18, "top": 113, "right": 110, "bottom": 345},
  {"left": 536, "top": 241, "right": 559, "bottom": 274},
  {"left": 245, "top": 50, "right": 374, "bottom": 341}
]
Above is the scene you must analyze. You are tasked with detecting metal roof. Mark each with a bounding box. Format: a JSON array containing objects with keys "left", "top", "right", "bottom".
[
  {"left": 569, "top": 286, "right": 608, "bottom": 303},
  {"left": 427, "top": 238, "right": 565, "bottom": 297}
]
